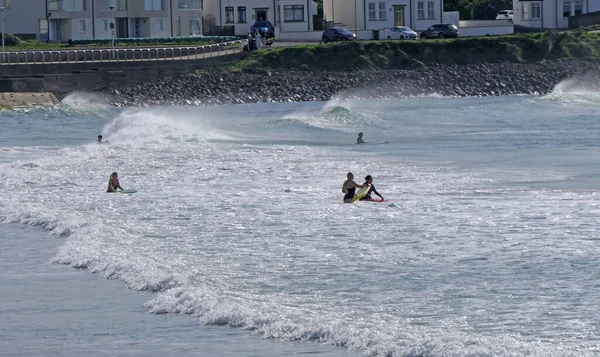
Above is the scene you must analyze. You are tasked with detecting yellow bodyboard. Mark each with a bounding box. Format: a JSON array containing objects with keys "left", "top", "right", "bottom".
[{"left": 352, "top": 185, "right": 371, "bottom": 202}]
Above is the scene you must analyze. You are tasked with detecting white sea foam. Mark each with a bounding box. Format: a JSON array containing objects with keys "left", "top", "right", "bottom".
[{"left": 2, "top": 98, "right": 600, "bottom": 356}]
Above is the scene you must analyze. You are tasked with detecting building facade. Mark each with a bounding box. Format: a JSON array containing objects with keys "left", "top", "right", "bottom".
[
  {"left": 323, "top": 0, "right": 443, "bottom": 32},
  {"left": 2, "top": 0, "right": 47, "bottom": 40},
  {"left": 202, "top": 0, "right": 317, "bottom": 36},
  {"left": 44, "top": 0, "right": 202, "bottom": 42},
  {"left": 513, "top": 0, "right": 600, "bottom": 29}
]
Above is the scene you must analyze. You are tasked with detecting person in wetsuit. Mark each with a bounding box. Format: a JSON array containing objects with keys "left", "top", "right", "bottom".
[
  {"left": 342, "top": 172, "right": 368, "bottom": 203},
  {"left": 107, "top": 172, "right": 124, "bottom": 192},
  {"left": 357, "top": 132, "right": 365, "bottom": 144},
  {"left": 359, "top": 175, "right": 384, "bottom": 201}
]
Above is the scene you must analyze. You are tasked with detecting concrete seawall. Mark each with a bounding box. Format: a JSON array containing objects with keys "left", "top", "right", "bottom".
[{"left": 0, "top": 53, "right": 242, "bottom": 100}]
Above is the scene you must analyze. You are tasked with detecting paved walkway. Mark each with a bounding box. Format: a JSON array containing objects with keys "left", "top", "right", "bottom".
[{"left": 0, "top": 92, "right": 59, "bottom": 107}]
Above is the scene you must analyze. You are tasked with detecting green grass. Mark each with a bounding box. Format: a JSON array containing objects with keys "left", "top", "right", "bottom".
[{"left": 232, "top": 31, "right": 600, "bottom": 71}]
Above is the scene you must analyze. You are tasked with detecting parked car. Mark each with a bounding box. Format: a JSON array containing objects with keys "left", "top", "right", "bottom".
[
  {"left": 251, "top": 21, "right": 275, "bottom": 38},
  {"left": 320, "top": 27, "right": 356, "bottom": 43},
  {"left": 420, "top": 24, "right": 459, "bottom": 39},
  {"left": 386, "top": 26, "right": 418, "bottom": 40},
  {"left": 495, "top": 10, "right": 514, "bottom": 21}
]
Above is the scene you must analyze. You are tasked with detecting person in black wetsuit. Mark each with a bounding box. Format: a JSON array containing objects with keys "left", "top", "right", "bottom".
[
  {"left": 359, "top": 175, "right": 384, "bottom": 201},
  {"left": 107, "top": 172, "right": 124, "bottom": 192},
  {"left": 341, "top": 172, "right": 368, "bottom": 203},
  {"left": 357, "top": 132, "right": 365, "bottom": 144}
]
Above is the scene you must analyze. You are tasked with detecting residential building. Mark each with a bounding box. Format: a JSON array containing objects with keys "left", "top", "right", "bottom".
[
  {"left": 2, "top": 0, "right": 47, "bottom": 40},
  {"left": 202, "top": 0, "right": 317, "bottom": 36},
  {"left": 323, "top": 0, "right": 443, "bottom": 32},
  {"left": 513, "top": 0, "right": 600, "bottom": 29},
  {"left": 45, "top": 0, "right": 202, "bottom": 42}
]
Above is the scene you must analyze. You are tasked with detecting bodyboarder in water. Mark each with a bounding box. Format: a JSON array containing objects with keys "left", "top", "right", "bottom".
[
  {"left": 342, "top": 172, "right": 368, "bottom": 203},
  {"left": 357, "top": 132, "right": 365, "bottom": 144},
  {"left": 107, "top": 172, "right": 124, "bottom": 192},
  {"left": 359, "top": 175, "right": 384, "bottom": 201}
]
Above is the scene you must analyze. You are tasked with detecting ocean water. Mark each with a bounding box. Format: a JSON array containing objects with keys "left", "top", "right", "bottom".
[{"left": 1, "top": 85, "right": 600, "bottom": 357}]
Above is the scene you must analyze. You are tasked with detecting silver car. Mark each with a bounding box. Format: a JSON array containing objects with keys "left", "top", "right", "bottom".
[{"left": 386, "top": 26, "right": 418, "bottom": 40}]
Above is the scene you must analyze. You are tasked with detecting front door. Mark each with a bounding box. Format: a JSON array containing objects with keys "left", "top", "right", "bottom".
[
  {"left": 117, "top": 18, "right": 129, "bottom": 38},
  {"left": 255, "top": 9, "right": 267, "bottom": 21},
  {"left": 49, "top": 19, "right": 62, "bottom": 42},
  {"left": 393, "top": 6, "right": 405, "bottom": 26}
]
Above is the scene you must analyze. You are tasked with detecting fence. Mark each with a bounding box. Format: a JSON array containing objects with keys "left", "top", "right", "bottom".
[
  {"left": 0, "top": 40, "right": 247, "bottom": 66},
  {"left": 203, "top": 26, "right": 236, "bottom": 37}
]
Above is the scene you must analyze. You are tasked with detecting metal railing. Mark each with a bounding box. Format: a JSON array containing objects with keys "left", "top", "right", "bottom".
[{"left": 0, "top": 39, "right": 247, "bottom": 66}]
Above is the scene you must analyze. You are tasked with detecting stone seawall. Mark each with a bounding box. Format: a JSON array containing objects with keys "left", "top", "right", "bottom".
[
  {"left": 107, "top": 59, "right": 600, "bottom": 106},
  {"left": 0, "top": 53, "right": 242, "bottom": 100}
]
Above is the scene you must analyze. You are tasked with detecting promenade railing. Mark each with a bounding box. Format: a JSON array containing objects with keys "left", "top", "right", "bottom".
[{"left": 0, "top": 40, "right": 247, "bottom": 66}]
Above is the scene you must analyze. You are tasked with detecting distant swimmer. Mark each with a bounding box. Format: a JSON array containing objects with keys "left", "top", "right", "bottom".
[
  {"left": 342, "top": 172, "right": 368, "bottom": 203},
  {"left": 107, "top": 172, "right": 124, "bottom": 192},
  {"left": 359, "top": 175, "right": 384, "bottom": 201},
  {"left": 357, "top": 132, "right": 365, "bottom": 144},
  {"left": 97, "top": 135, "right": 104, "bottom": 144}
]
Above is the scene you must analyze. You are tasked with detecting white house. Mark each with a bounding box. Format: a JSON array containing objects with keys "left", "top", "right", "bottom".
[
  {"left": 323, "top": 0, "right": 443, "bottom": 33},
  {"left": 203, "top": 0, "right": 318, "bottom": 36},
  {"left": 513, "top": 0, "right": 600, "bottom": 29}
]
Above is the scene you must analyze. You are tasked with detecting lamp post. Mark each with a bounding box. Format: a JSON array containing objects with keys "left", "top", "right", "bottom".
[
  {"left": 354, "top": 0, "right": 357, "bottom": 37},
  {"left": 109, "top": 4, "right": 115, "bottom": 59},
  {"left": 0, "top": 6, "right": 6, "bottom": 63}
]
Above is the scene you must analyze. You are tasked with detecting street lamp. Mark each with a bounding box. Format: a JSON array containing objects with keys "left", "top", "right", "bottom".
[
  {"left": 0, "top": 5, "right": 8, "bottom": 63},
  {"left": 109, "top": 4, "right": 115, "bottom": 59}
]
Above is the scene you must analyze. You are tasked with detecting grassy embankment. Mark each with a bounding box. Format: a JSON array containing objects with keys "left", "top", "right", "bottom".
[{"left": 231, "top": 31, "right": 600, "bottom": 72}]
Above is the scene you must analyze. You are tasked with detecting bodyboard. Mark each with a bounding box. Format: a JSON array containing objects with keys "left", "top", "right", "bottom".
[{"left": 352, "top": 185, "right": 371, "bottom": 202}]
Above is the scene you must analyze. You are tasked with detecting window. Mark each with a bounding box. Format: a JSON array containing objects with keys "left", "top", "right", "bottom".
[
  {"left": 144, "top": 0, "right": 162, "bottom": 10},
  {"left": 417, "top": 1, "right": 425, "bottom": 19},
  {"left": 378, "top": 2, "right": 386, "bottom": 20},
  {"left": 237, "top": 6, "right": 246, "bottom": 23},
  {"left": 368, "top": 2, "right": 376, "bottom": 21},
  {"left": 77, "top": 0, "right": 86, "bottom": 11},
  {"left": 522, "top": 3, "right": 529, "bottom": 19},
  {"left": 532, "top": 3, "right": 541, "bottom": 19},
  {"left": 78, "top": 19, "right": 86, "bottom": 33},
  {"left": 39, "top": 19, "right": 49, "bottom": 41},
  {"left": 117, "top": 0, "right": 127, "bottom": 11},
  {"left": 155, "top": 18, "right": 164, "bottom": 31},
  {"left": 427, "top": 1, "right": 435, "bottom": 18},
  {"left": 101, "top": 19, "right": 109, "bottom": 32},
  {"left": 175, "top": 16, "right": 181, "bottom": 35},
  {"left": 563, "top": 1, "right": 571, "bottom": 17},
  {"left": 178, "top": 0, "right": 201, "bottom": 9},
  {"left": 284, "top": 5, "right": 304, "bottom": 22},
  {"left": 190, "top": 17, "right": 201, "bottom": 34},
  {"left": 575, "top": 0, "right": 583, "bottom": 15},
  {"left": 225, "top": 6, "right": 234, "bottom": 23}
]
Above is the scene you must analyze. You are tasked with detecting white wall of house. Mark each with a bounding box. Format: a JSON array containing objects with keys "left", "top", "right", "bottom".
[
  {"left": 324, "top": 0, "right": 442, "bottom": 32},
  {"left": 70, "top": 18, "right": 93, "bottom": 40},
  {"left": 277, "top": 0, "right": 317, "bottom": 32},
  {"left": 203, "top": 0, "right": 275, "bottom": 35},
  {"left": 324, "top": 0, "right": 362, "bottom": 28},
  {"left": 513, "top": 0, "right": 594, "bottom": 29}
]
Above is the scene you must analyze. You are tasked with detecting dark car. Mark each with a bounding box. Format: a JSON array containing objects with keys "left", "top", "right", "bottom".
[
  {"left": 320, "top": 27, "right": 356, "bottom": 44},
  {"left": 420, "top": 24, "right": 459, "bottom": 39},
  {"left": 250, "top": 21, "right": 275, "bottom": 38}
]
